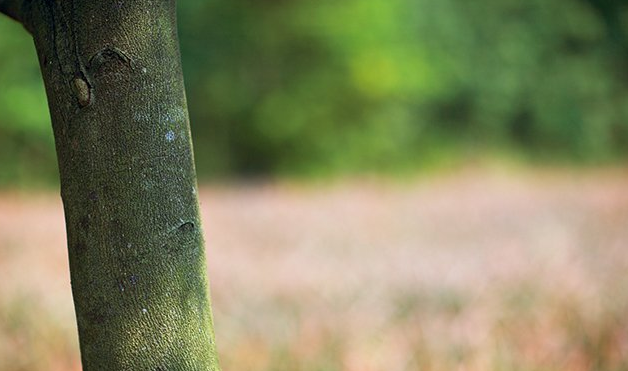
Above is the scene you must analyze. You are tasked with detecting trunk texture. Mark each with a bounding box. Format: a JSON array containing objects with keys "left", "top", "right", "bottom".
[{"left": 4, "top": 0, "right": 222, "bottom": 369}]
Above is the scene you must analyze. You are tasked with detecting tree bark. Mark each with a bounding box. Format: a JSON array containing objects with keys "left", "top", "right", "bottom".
[
  {"left": 0, "top": 0, "right": 22, "bottom": 22},
  {"left": 1, "top": 1, "right": 221, "bottom": 369}
]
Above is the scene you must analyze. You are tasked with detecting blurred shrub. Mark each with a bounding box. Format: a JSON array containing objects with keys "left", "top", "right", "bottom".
[
  {"left": 0, "top": 20, "right": 56, "bottom": 187},
  {"left": 1, "top": 0, "right": 628, "bottom": 185}
]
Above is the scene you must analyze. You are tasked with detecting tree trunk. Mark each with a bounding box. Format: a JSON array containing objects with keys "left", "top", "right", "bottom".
[{"left": 0, "top": 1, "right": 221, "bottom": 369}]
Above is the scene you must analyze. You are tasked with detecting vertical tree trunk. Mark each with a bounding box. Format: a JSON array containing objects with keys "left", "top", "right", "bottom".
[{"left": 1, "top": 1, "right": 221, "bottom": 369}]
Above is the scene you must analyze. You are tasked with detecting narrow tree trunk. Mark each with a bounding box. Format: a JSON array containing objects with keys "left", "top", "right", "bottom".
[{"left": 1, "top": 1, "right": 221, "bottom": 369}]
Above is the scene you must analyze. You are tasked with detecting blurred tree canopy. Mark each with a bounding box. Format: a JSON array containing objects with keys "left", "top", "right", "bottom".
[{"left": 1, "top": 0, "right": 628, "bottom": 186}]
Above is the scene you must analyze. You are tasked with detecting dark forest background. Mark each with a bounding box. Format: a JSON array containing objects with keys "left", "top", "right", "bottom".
[{"left": 1, "top": 0, "right": 628, "bottom": 186}]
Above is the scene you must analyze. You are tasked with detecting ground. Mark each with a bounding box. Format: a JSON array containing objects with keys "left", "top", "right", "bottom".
[{"left": 1, "top": 167, "right": 628, "bottom": 371}]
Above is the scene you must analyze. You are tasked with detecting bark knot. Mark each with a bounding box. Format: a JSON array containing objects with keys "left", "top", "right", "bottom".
[
  {"left": 72, "top": 76, "right": 91, "bottom": 107},
  {"left": 88, "top": 46, "right": 135, "bottom": 77},
  {"left": 178, "top": 222, "right": 195, "bottom": 233}
]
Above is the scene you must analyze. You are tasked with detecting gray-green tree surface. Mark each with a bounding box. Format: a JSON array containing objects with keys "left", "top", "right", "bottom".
[{"left": 0, "top": 0, "right": 222, "bottom": 369}]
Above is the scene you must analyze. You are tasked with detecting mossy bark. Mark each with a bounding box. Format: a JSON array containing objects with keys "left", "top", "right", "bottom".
[{"left": 1, "top": 0, "right": 221, "bottom": 369}]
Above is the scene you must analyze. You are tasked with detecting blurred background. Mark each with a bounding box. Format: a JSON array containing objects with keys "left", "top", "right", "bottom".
[{"left": 2, "top": 0, "right": 628, "bottom": 370}]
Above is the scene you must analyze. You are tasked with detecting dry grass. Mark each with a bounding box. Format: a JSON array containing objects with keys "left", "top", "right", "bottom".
[{"left": 2, "top": 168, "right": 628, "bottom": 371}]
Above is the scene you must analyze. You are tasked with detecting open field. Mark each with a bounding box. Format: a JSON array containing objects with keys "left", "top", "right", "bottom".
[{"left": 1, "top": 168, "right": 628, "bottom": 371}]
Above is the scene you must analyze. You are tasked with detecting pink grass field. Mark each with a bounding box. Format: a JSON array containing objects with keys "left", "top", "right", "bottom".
[{"left": 1, "top": 167, "right": 628, "bottom": 371}]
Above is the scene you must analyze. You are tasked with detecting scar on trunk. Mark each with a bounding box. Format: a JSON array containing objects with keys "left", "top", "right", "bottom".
[
  {"left": 73, "top": 76, "right": 91, "bottom": 107},
  {"left": 88, "top": 46, "right": 135, "bottom": 78}
]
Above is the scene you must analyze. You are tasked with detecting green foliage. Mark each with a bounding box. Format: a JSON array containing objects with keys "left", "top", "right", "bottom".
[
  {"left": 2, "top": 0, "right": 628, "bottom": 185},
  {"left": 0, "top": 19, "right": 56, "bottom": 186}
]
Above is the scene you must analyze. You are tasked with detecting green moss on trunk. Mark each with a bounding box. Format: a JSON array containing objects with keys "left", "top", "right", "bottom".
[{"left": 20, "top": 0, "right": 221, "bottom": 369}]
